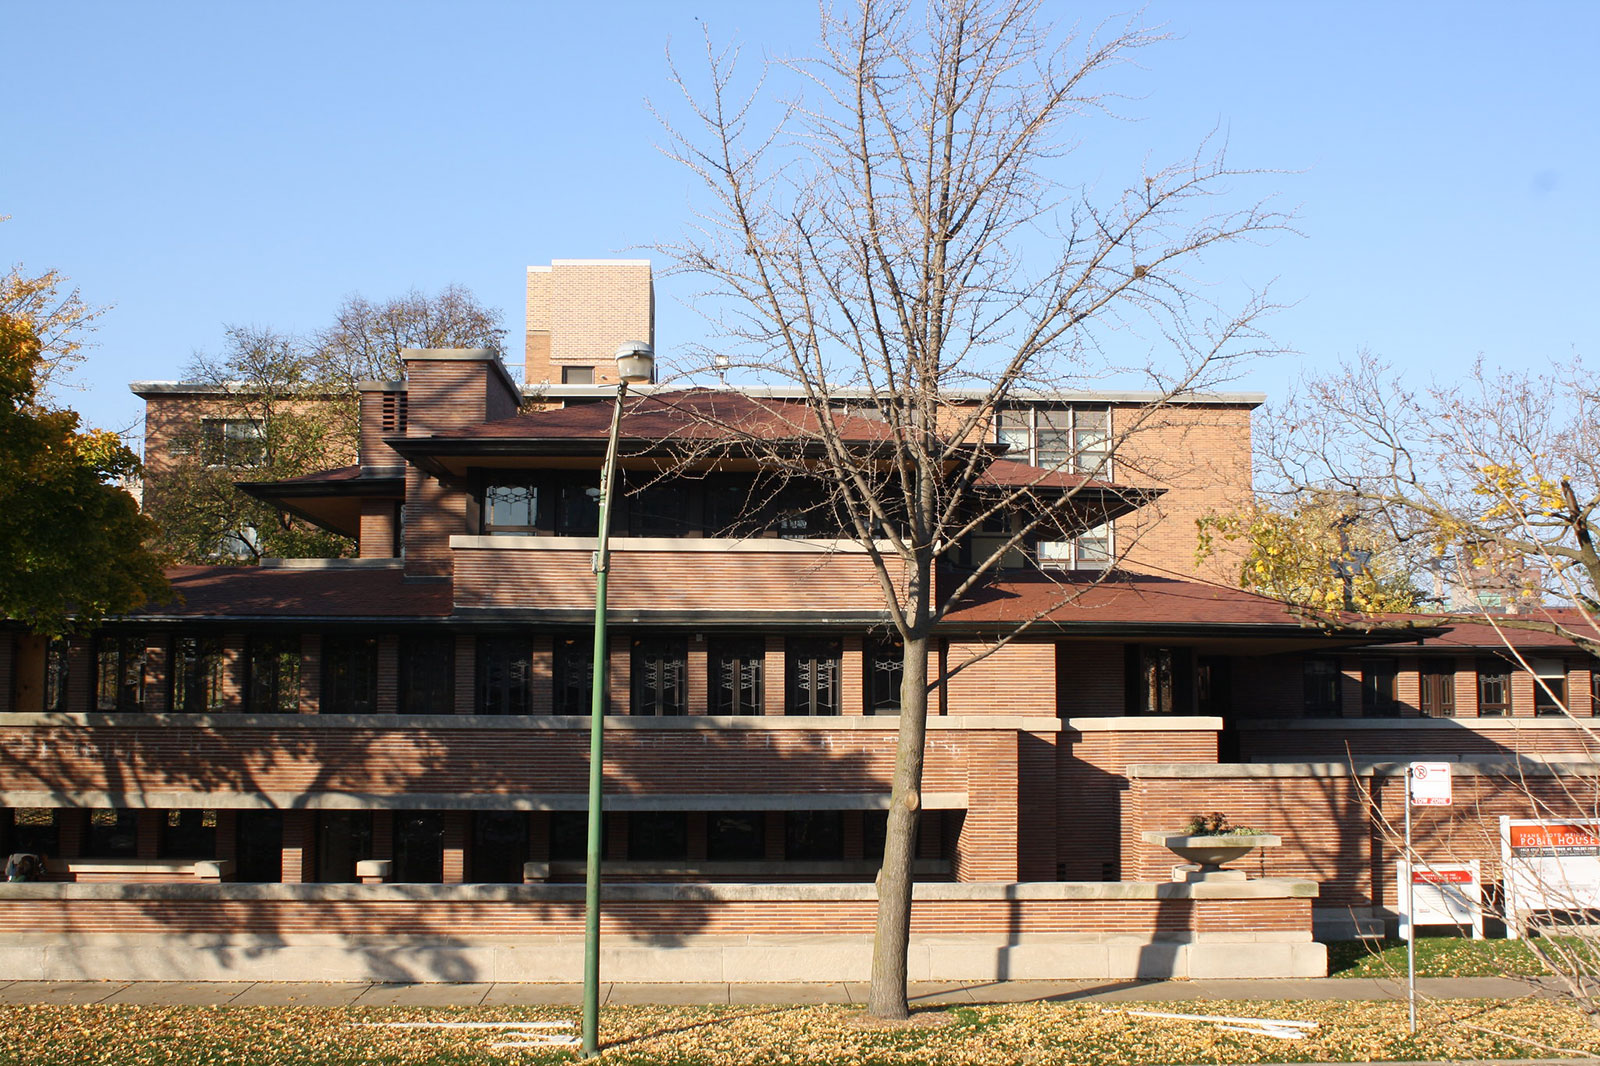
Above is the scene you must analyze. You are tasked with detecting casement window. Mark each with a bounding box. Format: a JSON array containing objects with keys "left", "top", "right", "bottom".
[
  {"left": 470, "top": 812, "right": 528, "bottom": 883},
  {"left": 786, "top": 638, "right": 842, "bottom": 716},
  {"left": 627, "top": 480, "right": 689, "bottom": 537},
  {"left": 483, "top": 483, "right": 539, "bottom": 535},
  {"left": 704, "top": 478, "right": 759, "bottom": 538},
  {"left": 7, "top": 808, "right": 58, "bottom": 857},
  {"left": 43, "top": 638, "right": 69, "bottom": 714},
  {"left": 627, "top": 812, "right": 689, "bottom": 861},
  {"left": 198, "top": 418, "right": 266, "bottom": 468},
  {"left": 1532, "top": 658, "right": 1568, "bottom": 716},
  {"left": 235, "top": 810, "right": 283, "bottom": 883},
  {"left": 866, "top": 634, "right": 905, "bottom": 715},
  {"left": 393, "top": 812, "right": 444, "bottom": 883},
  {"left": 1477, "top": 657, "right": 1512, "bottom": 716},
  {"left": 1126, "top": 646, "right": 1193, "bottom": 715},
  {"left": 1420, "top": 661, "right": 1456, "bottom": 718},
  {"left": 785, "top": 810, "right": 845, "bottom": 861},
  {"left": 398, "top": 635, "right": 454, "bottom": 715},
  {"left": 95, "top": 635, "right": 151, "bottom": 712},
  {"left": 710, "top": 638, "right": 764, "bottom": 716},
  {"left": 170, "top": 636, "right": 225, "bottom": 713},
  {"left": 478, "top": 637, "right": 533, "bottom": 716},
  {"left": 708, "top": 812, "right": 765, "bottom": 861},
  {"left": 555, "top": 480, "right": 601, "bottom": 536},
  {"left": 631, "top": 637, "right": 687, "bottom": 716},
  {"left": 1038, "top": 523, "right": 1113, "bottom": 571},
  {"left": 321, "top": 636, "right": 379, "bottom": 715},
  {"left": 553, "top": 636, "right": 593, "bottom": 715},
  {"left": 314, "top": 811, "right": 373, "bottom": 883},
  {"left": 85, "top": 808, "right": 137, "bottom": 857},
  {"left": 159, "top": 809, "right": 217, "bottom": 859},
  {"left": 996, "top": 406, "right": 1112, "bottom": 476},
  {"left": 1361, "top": 658, "right": 1401, "bottom": 717},
  {"left": 247, "top": 636, "right": 301, "bottom": 714},
  {"left": 1197, "top": 655, "right": 1232, "bottom": 717},
  {"left": 561, "top": 365, "right": 594, "bottom": 385},
  {"left": 1303, "top": 656, "right": 1343, "bottom": 717}
]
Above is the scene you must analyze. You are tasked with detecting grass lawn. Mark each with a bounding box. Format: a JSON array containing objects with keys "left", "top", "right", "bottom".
[
  {"left": 4, "top": 999, "right": 1599, "bottom": 1065},
  {"left": 1327, "top": 934, "right": 1558, "bottom": 978}
]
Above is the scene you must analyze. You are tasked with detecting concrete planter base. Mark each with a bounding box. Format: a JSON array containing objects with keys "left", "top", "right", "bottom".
[{"left": 0, "top": 931, "right": 1326, "bottom": 984}]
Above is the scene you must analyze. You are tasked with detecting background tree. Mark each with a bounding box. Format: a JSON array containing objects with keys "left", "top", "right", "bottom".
[
  {"left": 1, "top": 218, "right": 107, "bottom": 395},
  {"left": 661, "top": 0, "right": 1286, "bottom": 1018},
  {"left": 146, "top": 287, "right": 504, "bottom": 564},
  {"left": 1262, "top": 352, "right": 1600, "bottom": 653},
  {"left": 0, "top": 315, "right": 167, "bottom": 634},
  {"left": 1196, "top": 498, "right": 1422, "bottom": 613}
]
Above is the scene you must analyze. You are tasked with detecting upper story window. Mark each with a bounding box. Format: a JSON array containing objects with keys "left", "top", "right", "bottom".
[
  {"left": 321, "top": 636, "right": 378, "bottom": 714},
  {"left": 199, "top": 418, "right": 266, "bottom": 468},
  {"left": 43, "top": 638, "right": 69, "bottom": 714},
  {"left": 556, "top": 481, "right": 600, "bottom": 536},
  {"left": 1037, "top": 522, "right": 1113, "bottom": 571},
  {"left": 786, "top": 638, "right": 841, "bottom": 716},
  {"left": 711, "top": 638, "right": 764, "bottom": 715},
  {"left": 1303, "top": 656, "right": 1343, "bottom": 717},
  {"left": 95, "top": 634, "right": 151, "bottom": 712},
  {"left": 631, "top": 637, "right": 687, "bottom": 716},
  {"left": 866, "top": 634, "right": 904, "bottom": 715},
  {"left": 478, "top": 636, "right": 533, "bottom": 715},
  {"left": 1477, "top": 656, "right": 1511, "bottom": 716},
  {"left": 1420, "top": 660, "right": 1456, "bottom": 718},
  {"left": 399, "top": 635, "right": 455, "bottom": 715},
  {"left": 997, "top": 406, "right": 1112, "bottom": 476},
  {"left": 553, "top": 635, "right": 593, "bottom": 715},
  {"left": 484, "top": 483, "right": 539, "bottom": 535},
  {"left": 171, "top": 636, "right": 225, "bottom": 713},
  {"left": 1360, "top": 658, "right": 1400, "bottom": 718},
  {"left": 561, "top": 365, "right": 594, "bottom": 385},
  {"left": 247, "top": 636, "right": 300, "bottom": 714},
  {"left": 1531, "top": 658, "right": 1568, "bottom": 716},
  {"left": 628, "top": 480, "right": 689, "bottom": 537}
]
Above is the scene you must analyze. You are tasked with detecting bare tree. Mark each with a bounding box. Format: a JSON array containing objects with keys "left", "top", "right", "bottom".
[
  {"left": 658, "top": 0, "right": 1287, "bottom": 1018},
  {"left": 1263, "top": 352, "right": 1600, "bottom": 654}
]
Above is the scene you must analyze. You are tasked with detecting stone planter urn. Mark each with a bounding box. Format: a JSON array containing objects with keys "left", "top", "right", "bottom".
[{"left": 1142, "top": 831, "right": 1282, "bottom": 882}]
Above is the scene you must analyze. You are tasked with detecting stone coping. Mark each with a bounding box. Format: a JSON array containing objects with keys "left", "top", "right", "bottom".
[
  {"left": 45, "top": 858, "right": 233, "bottom": 877},
  {"left": 1236, "top": 716, "right": 1600, "bottom": 731},
  {"left": 0, "top": 713, "right": 1060, "bottom": 733},
  {"left": 0, "top": 790, "right": 971, "bottom": 813},
  {"left": 1063, "top": 716, "right": 1222, "bottom": 733},
  {"left": 1129, "top": 759, "right": 1600, "bottom": 779},
  {"left": 451, "top": 534, "right": 891, "bottom": 554},
  {"left": 0, "top": 879, "right": 1317, "bottom": 903}
]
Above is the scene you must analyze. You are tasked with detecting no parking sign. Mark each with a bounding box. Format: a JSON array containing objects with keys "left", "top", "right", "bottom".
[{"left": 1409, "top": 761, "right": 1453, "bottom": 806}]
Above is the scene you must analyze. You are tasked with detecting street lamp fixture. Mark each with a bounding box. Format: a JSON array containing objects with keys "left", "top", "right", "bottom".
[{"left": 582, "top": 340, "right": 654, "bottom": 1057}]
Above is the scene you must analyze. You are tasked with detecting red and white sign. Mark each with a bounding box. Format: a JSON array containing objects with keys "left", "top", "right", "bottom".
[
  {"left": 1398, "top": 860, "right": 1482, "bottom": 939},
  {"left": 1413, "top": 868, "right": 1473, "bottom": 885},
  {"left": 1409, "top": 762, "right": 1453, "bottom": 806}
]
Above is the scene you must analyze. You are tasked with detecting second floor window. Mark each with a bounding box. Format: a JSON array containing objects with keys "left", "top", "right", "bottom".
[
  {"left": 171, "top": 636, "right": 225, "bottom": 713},
  {"left": 1478, "top": 657, "right": 1511, "bottom": 716},
  {"left": 1128, "top": 646, "right": 1192, "bottom": 714},
  {"left": 399, "top": 635, "right": 455, "bottom": 715},
  {"left": 996, "top": 407, "right": 1112, "bottom": 475},
  {"left": 1421, "top": 661, "right": 1456, "bottom": 718},
  {"left": 632, "top": 637, "right": 687, "bottom": 716},
  {"left": 478, "top": 637, "right": 532, "bottom": 715},
  {"left": 321, "top": 636, "right": 378, "bottom": 714},
  {"left": 787, "top": 638, "right": 841, "bottom": 716},
  {"left": 711, "top": 638, "right": 764, "bottom": 715},
  {"left": 199, "top": 418, "right": 265, "bottom": 467},
  {"left": 484, "top": 483, "right": 538, "bottom": 534},
  {"left": 95, "top": 634, "right": 150, "bottom": 712},
  {"left": 1361, "top": 658, "right": 1400, "bottom": 718},
  {"left": 1038, "top": 523, "right": 1113, "bottom": 571},
  {"left": 43, "top": 638, "right": 69, "bottom": 714},
  {"left": 1303, "top": 656, "right": 1343, "bottom": 717},
  {"left": 1532, "top": 659, "right": 1568, "bottom": 716},
  {"left": 247, "top": 636, "right": 300, "bottom": 714},
  {"left": 866, "top": 634, "right": 904, "bottom": 715},
  {"left": 554, "top": 636, "right": 594, "bottom": 715}
]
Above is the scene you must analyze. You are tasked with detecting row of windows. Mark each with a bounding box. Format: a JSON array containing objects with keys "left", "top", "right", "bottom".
[
  {"left": 3, "top": 807, "right": 902, "bottom": 884},
  {"left": 1302, "top": 656, "right": 1595, "bottom": 718},
  {"left": 68, "top": 634, "right": 907, "bottom": 718}
]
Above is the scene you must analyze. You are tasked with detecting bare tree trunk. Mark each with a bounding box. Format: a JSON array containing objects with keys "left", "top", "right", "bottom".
[{"left": 868, "top": 630, "right": 929, "bottom": 1019}]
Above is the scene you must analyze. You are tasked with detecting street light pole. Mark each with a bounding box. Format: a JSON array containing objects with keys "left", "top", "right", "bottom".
[{"left": 582, "top": 341, "right": 654, "bottom": 1058}]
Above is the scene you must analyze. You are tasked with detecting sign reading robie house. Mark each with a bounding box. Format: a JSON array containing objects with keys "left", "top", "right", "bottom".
[{"left": 1502, "top": 817, "right": 1600, "bottom": 938}]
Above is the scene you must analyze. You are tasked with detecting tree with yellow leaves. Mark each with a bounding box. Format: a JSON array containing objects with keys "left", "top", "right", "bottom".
[{"left": 0, "top": 217, "right": 107, "bottom": 395}]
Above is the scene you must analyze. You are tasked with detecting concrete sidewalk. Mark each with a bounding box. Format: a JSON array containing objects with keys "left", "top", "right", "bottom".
[{"left": 0, "top": 976, "right": 1542, "bottom": 1008}]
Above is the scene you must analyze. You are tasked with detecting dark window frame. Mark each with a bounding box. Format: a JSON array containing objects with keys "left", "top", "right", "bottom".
[
  {"left": 95, "top": 634, "right": 150, "bottom": 712},
  {"left": 398, "top": 634, "right": 455, "bottom": 715},
  {"left": 631, "top": 636, "right": 687, "bottom": 716},
  {"left": 246, "top": 636, "right": 301, "bottom": 714},
  {"left": 710, "top": 638, "right": 764, "bottom": 716},
  {"left": 1361, "top": 658, "right": 1401, "bottom": 718},
  {"left": 171, "top": 635, "right": 226, "bottom": 714},
  {"left": 321, "top": 636, "right": 379, "bottom": 715},
  {"left": 1421, "top": 660, "right": 1456, "bottom": 718},
  {"left": 477, "top": 636, "right": 533, "bottom": 716},
  {"left": 482, "top": 481, "right": 541, "bottom": 536},
  {"left": 1478, "top": 656, "right": 1511, "bottom": 716},
  {"left": 786, "top": 638, "right": 842, "bottom": 716},
  {"left": 553, "top": 635, "right": 594, "bottom": 715},
  {"left": 1302, "top": 656, "right": 1343, "bottom": 717},
  {"left": 866, "top": 634, "right": 904, "bottom": 715}
]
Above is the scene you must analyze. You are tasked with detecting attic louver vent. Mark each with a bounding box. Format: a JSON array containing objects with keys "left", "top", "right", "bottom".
[{"left": 381, "top": 393, "right": 408, "bottom": 433}]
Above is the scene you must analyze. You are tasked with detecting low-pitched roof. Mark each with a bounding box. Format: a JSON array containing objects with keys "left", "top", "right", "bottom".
[{"left": 128, "top": 566, "right": 452, "bottom": 622}]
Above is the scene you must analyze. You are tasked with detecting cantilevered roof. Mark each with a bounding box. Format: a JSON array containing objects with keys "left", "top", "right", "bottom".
[
  {"left": 126, "top": 565, "right": 452, "bottom": 623},
  {"left": 236, "top": 465, "right": 403, "bottom": 540}
]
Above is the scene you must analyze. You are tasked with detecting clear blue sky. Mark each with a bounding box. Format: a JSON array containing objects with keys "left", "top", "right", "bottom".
[{"left": 3, "top": 2, "right": 1595, "bottom": 442}]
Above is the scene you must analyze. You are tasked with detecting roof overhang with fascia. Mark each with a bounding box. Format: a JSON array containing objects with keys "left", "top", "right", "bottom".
[{"left": 235, "top": 475, "right": 403, "bottom": 539}]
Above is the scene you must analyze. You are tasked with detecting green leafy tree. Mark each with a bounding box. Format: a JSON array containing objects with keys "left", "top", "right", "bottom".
[{"left": 0, "top": 315, "right": 167, "bottom": 634}]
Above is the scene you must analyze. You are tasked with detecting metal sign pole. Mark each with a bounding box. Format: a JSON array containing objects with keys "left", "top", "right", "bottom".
[{"left": 1405, "top": 764, "right": 1416, "bottom": 1035}]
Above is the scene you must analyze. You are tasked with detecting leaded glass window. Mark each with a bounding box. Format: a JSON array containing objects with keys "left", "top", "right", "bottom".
[
  {"left": 632, "top": 637, "right": 687, "bottom": 716},
  {"left": 786, "top": 638, "right": 841, "bottom": 716},
  {"left": 711, "top": 638, "right": 763, "bottom": 715}
]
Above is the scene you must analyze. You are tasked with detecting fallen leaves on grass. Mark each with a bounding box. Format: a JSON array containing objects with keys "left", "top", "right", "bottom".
[{"left": 2, "top": 997, "right": 1599, "bottom": 1065}]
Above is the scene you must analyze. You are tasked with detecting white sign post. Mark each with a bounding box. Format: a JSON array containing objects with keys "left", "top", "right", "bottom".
[{"left": 1403, "top": 761, "right": 1452, "bottom": 1035}]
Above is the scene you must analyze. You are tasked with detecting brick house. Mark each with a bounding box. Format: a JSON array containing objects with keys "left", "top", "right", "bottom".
[{"left": 1, "top": 266, "right": 1596, "bottom": 983}]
